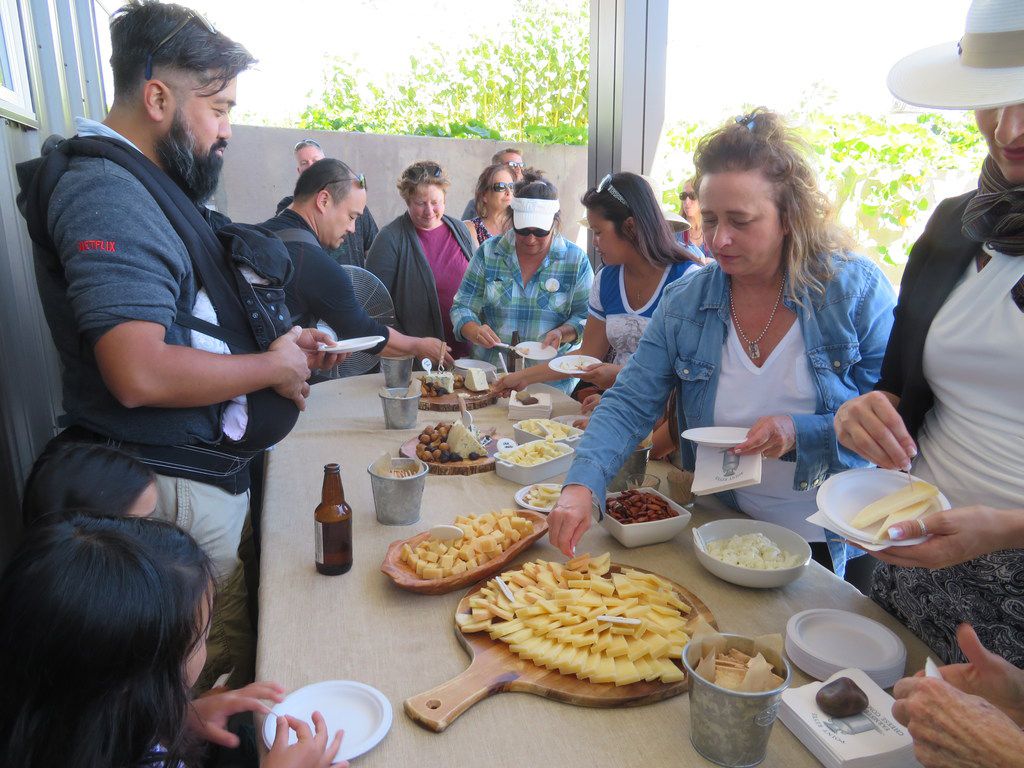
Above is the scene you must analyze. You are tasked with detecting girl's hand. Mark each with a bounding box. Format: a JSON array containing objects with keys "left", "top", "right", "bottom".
[
  {"left": 265, "top": 712, "right": 346, "bottom": 768},
  {"left": 731, "top": 415, "right": 796, "bottom": 458},
  {"left": 578, "top": 363, "right": 621, "bottom": 391},
  {"left": 188, "top": 681, "right": 285, "bottom": 747},
  {"left": 548, "top": 485, "right": 594, "bottom": 557}
]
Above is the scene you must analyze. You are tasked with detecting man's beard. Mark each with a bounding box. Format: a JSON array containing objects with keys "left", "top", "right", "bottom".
[{"left": 155, "top": 111, "right": 227, "bottom": 204}]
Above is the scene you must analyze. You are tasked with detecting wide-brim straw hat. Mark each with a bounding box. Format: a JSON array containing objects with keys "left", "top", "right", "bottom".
[{"left": 887, "top": 0, "right": 1024, "bottom": 109}]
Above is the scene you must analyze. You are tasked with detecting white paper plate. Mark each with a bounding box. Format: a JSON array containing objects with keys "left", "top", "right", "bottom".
[
  {"left": 548, "top": 354, "right": 602, "bottom": 375},
  {"left": 680, "top": 426, "right": 751, "bottom": 447},
  {"left": 318, "top": 336, "right": 386, "bottom": 354},
  {"left": 261, "top": 680, "right": 392, "bottom": 760},
  {"left": 785, "top": 609, "right": 906, "bottom": 686},
  {"left": 815, "top": 468, "right": 950, "bottom": 547},
  {"left": 514, "top": 341, "right": 557, "bottom": 360},
  {"left": 514, "top": 483, "right": 561, "bottom": 512},
  {"left": 453, "top": 358, "right": 497, "bottom": 373}
]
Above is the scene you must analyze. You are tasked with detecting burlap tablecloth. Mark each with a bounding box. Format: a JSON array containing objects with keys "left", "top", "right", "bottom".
[{"left": 257, "top": 373, "right": 933, "bottom": 767}]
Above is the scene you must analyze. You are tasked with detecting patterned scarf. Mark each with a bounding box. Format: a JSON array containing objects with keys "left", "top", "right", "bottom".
[{"left": 962, "top": 155, "right": 1024, "bottom": 256}]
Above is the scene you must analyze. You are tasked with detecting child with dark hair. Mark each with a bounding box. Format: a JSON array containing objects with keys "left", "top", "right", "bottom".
[
  {"left": 22, "top": 442, "right": 158, "bottom": 525},
  {"left": 0, "top": 514, "right": 345, "bottom": 768}
]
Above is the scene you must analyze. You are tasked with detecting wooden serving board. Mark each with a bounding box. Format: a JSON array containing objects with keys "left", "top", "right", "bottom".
[
  {"left": 415, "top": 373, "right": 498, "bottom": 412},
  {"left": 379, "top": 510, "right": 548, "bottom": 595},
  {"left": 400, "top": 433, "right": 498, "bottom": 476},
  {"left": 404, "top": 563, "right": 716, "bottom": 732}
]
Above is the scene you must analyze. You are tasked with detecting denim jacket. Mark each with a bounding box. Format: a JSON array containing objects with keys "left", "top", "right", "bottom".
[{"left": 564, "top": 254, "right": 896, "bottom": 573}]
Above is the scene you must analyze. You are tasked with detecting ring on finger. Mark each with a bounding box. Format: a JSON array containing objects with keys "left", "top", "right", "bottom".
[{"left": 918, "top": 518, "right": 928, "bottom": 537}]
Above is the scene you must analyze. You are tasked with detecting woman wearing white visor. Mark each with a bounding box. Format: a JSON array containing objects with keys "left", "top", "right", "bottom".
[
  {"left": 836, "top": 0, "right": 1024, "bottom": 674},
  {"left": 451, "top": 175, "right": 594, "bottom": 393}
]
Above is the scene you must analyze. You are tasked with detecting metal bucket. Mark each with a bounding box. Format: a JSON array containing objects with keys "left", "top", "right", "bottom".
[
  {"left": 366, "top": 457, "right": 429, "bottom": 525},
  {"left": 380, "top": 355, "right": 414, "bottom": 388},
  {"left": 379, "top": 387, "right": 420, "bottom": 429},
  {"left": 608, "top": 443, "right": 652, "bottom": 492},
  {"left": 681, "top": 634, "right": 792, "bottom": 767}
]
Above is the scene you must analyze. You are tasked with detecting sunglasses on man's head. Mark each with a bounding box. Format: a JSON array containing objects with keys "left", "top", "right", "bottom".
[
  {"left": 145, "top": 11, "right": 217, "bottom": 80},
  {"left": 323, "top": 174, "right": 367, "bottom": 192},
  {"left": 506, "top": 161, "right": 526, "bottom": 169},
  {"left": 514, "top": 226, "right": 550, "bottom": 238},
  {"left": 294, "top": 138, "right": 322, "bottom": 152},
  {"left": 490, "top": 182, "right": 514, "bottom": 192},
  {"left": 597, "top": 173, "right": 630, "bottom": 210}
]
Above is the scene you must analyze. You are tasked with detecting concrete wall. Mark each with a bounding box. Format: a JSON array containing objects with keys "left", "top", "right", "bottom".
[{"left": 214, "top": 126, "right": 589, "bottom": 242}]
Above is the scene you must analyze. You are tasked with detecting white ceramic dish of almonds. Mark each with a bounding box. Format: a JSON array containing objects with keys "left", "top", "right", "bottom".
[{"left": 599, "top": 487, "right": 691, "bottom": 548}]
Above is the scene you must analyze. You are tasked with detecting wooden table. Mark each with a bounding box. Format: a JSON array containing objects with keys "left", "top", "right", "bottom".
[{"left": 256, "top": 374, "right": 935, "bottom": 767}]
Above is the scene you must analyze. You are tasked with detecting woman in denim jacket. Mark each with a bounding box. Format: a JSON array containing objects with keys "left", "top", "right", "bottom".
[{"left": 549, "top": 109, "right": 896, "bottom": 578}]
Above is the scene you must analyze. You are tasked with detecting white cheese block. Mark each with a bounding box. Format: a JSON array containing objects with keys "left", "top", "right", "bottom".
[
  {"left": 424, "top": 371, "right": 455, "bottom": 394},
  {"left": 464, "top": 368, "right": 489, "bottom": 392},
  {"left": 447, "top": 421, "right": 487, "bottom": 458}
]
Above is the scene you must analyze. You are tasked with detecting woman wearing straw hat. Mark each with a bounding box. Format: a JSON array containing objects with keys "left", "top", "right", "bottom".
[{"left": 835, "top": 0, "right": 1024, "bottom": 673}]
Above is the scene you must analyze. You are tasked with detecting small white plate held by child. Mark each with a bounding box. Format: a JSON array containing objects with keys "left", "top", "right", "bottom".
[
  {"left": 548, "top": 354, "right": 602, "bottom": 375},
  {"left": 262, "top": 680, "right": 392, "bottom": 760}
]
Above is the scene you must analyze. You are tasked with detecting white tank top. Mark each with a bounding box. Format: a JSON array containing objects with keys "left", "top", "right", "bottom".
[
  {"left": 713, "top": 318, "right": 823, "bottom": 541},
  {"left": 914, "top": 247, "right": 1024, "bottom": 510}
]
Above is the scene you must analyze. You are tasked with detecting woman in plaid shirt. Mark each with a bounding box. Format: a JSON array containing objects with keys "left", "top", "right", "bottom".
[{"left": 451, "top": 176, "right": 594, "bottom": 394}]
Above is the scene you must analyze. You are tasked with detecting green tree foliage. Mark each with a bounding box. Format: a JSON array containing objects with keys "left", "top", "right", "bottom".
[
  {"left": 657, "top": 106, "right": 987, "bottom": 282},
  {"left": 299, "top": 0, "right": 589, "bottom": 145}
]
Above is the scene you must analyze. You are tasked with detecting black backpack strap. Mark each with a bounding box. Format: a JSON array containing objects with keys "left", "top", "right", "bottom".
[
  {"left": 174, "top": 310, "right": 255, "bottom": 350},
  {"left": 274, "top": 226, "right": 321, "bottom": 248}
]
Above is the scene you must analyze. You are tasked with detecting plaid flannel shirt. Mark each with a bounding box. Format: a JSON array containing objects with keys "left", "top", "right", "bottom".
[{"left": 451, "top": 231, "right": 594, "bottom": 383}]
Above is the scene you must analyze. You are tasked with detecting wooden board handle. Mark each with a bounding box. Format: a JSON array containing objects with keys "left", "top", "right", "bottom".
[{"left": 404, "top": 663, "right": 518, "bottom": 732}]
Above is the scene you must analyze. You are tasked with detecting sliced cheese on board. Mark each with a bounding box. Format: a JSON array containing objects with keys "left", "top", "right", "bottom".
[{"left": 851, "top": 480, "right": 938, "bottom": 529}]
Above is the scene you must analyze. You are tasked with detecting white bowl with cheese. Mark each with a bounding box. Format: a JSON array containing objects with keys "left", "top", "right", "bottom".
[
  {"left": 692, "top": 519, "right": 811, "bottom": 589},
  {"left": 513, "top": 418, "right": 584, "bottom": 449},
  {"left": 494, "top": 439, "right": 574, "bottom": 484}
]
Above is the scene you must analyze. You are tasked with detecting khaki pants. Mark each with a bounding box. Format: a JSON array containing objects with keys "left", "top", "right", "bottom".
[{"left": 154, "top": 475, "right": 255, "bottom": 690}]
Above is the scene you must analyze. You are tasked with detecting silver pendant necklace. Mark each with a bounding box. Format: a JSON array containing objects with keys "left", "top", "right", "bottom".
[{"left": 729, "top": 273, "right": 786, "bottom": 361}]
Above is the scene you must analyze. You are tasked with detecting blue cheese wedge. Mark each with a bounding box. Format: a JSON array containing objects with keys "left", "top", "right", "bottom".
[
  {"left": 423, "top": 371, "right": 455, "bottom": 394},
  {"left": 447, "top": 421, "right": 487, "bottom": 458},
  {"left": 464, "top": 368, "right": 489, "bottom": 392}
]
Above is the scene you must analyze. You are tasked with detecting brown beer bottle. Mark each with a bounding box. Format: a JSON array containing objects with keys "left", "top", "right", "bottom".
[
  {"left": 510, "top": 330, "right": 522, "bottom": 373},
  {"left": 314, "top": 463, "right": 352, "bottom": 575}
]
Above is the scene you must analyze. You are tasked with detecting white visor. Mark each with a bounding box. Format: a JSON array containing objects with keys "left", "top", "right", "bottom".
[{"left": 511, "top": 197, "right": 560, "bottom": 231}]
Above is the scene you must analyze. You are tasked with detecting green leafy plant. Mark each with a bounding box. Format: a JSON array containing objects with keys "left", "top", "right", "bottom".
[{"left": 299, "top": 0, "right": 589, "bottom": 146}]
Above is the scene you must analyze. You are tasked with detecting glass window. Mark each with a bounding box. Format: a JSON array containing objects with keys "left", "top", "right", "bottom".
[{"left": 0, "top": 0, "right": 35, "bottom": 125}]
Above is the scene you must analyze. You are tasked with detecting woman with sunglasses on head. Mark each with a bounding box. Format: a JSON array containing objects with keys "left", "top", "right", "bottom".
[
  {"left": 494, "top": 172, "right": 701, "bottom": 398},
  {"left": 464, "top": 163, "right": 515, "bottom": 250},
  {"left": 451, "top": 175, "right": 594, "bottom": 393},
  {"left": 548, "top": 109, "right": 896, "bottom": 582},
  {"left": 835, "top": 0, "right": 1024, "bottom": 675},
  {"left": 367, "top": 161, "right": 475, "bottom": 361}
]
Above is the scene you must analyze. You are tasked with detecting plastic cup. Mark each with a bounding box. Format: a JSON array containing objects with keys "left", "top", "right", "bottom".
[{"left": 626, "top": 473, "right": 660, "bottom": 491}]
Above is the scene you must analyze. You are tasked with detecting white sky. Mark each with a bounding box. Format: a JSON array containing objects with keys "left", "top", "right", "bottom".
[{"left": 173, "top": 0, "right": 972, "bottom": 128}]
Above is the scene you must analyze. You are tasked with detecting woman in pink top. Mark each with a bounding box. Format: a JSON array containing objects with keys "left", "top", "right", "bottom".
[{"left": 367, "top": 161, "right": 475, "bottom": 361}]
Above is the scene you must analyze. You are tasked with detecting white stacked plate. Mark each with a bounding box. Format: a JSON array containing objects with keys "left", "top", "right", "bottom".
[{"left": 785, "top": 609, "right": 907, "bottom": 689}]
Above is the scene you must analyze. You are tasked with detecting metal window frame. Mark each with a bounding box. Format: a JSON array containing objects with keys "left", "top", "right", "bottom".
[{"left": 0, "top": 0, "right": 38, "bottom": 126}]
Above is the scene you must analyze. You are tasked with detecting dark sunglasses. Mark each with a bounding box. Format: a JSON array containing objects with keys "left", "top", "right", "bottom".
[
  {"left": 506, "top": 161, "right": 526, "bottom": 169},
  {"left": 514, "top": 226, "right": 551, "bottom": 238},
  {"left": 294, "top": 138, "right": 322, "bottom": 152},
  {"left": 405, "top": 163, "right": 443, "bottom": 180},
  {"left": 597, "top": 173, "right": 630, "bottom": 209},
  {"left": 681, "top": 191, "right": 697, "bottom": 201},
  {"left": 145, "top": 12, "right": 217, "bottom": 80},
  {"left": 490, "top": 182, "right": 514, "bottom": 192}
]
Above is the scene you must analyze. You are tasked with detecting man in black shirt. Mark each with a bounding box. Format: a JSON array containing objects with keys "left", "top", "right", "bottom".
[
  {"left": 275, "top": 139, "right": 379, "bottom": 268},
  {"left": 263, "top": 159, "right": 453, "bottom": 363}
]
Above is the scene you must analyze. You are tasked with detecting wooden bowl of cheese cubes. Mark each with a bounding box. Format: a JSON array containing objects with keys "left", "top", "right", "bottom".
[{"left": 380, "top": 509, "right": 548, "bottom": 594}]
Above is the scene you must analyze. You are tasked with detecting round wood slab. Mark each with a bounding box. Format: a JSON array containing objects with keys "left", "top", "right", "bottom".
[
  {"left": 400, "top": 433, "right": 498, "bottom": 476},
  {"left": 414, "top": 372, "right": 497, "bottom": 412},
  {"left": 404, "top": 563, "right": 716, "bottom": 732},
  {"left": 379, "top": 510, "right": 549, "bottom": 595}
]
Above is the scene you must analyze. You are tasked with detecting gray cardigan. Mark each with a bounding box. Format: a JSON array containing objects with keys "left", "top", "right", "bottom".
[{"left": 366, "top": 212, "right": 474, "bottom": 342}]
